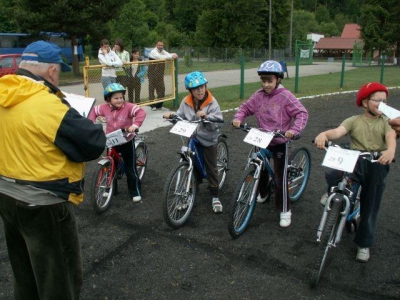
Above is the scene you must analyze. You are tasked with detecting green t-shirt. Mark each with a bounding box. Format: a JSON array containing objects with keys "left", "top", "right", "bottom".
[
  {"left": 115, "top": 50, "right": 130, "bottom": 76},
  {"left": 341, "top": 114, "right": 391, "bottom": 152}
]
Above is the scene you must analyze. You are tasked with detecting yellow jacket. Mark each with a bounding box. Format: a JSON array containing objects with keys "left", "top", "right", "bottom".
[{"left": 0, "top": 69, "right": 106, "bottom": 205}]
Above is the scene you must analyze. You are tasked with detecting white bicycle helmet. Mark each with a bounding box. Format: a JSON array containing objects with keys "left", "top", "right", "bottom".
[{"left": 257, "top": 60, "right": 284, "bottom": 79}]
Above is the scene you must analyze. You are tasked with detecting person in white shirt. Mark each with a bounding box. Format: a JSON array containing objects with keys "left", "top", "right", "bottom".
[
  {"left": 98, "top": 39, "right": 122, "bottom": 88},
  {"left": 148, "top": 40, "right": 178, "bottom": 111}
]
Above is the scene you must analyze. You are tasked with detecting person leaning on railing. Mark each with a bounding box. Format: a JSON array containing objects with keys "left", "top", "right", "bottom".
[{"left": 148, "top": 40, "right": 178, "bottom": 111}]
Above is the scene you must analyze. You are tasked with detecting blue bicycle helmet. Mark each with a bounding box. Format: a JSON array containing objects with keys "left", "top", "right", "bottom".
[
  {"left": 257, "top": 60, "right": 284, "bottom": 79},
  {"left": 184, "top": 71, "right": 208, "bottom": 90},
  {"left": 104, "top": 83, "right": 126, "bottom": 101}
]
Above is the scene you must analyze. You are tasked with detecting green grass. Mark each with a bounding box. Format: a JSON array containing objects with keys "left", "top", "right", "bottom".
[{"left": 165, "top": 65, "right": 400, "bottom": 111}]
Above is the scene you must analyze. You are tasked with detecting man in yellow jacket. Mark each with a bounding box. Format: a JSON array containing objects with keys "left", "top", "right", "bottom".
[{"left": 0, "top": 41, "right": 106, "bottom": 300}]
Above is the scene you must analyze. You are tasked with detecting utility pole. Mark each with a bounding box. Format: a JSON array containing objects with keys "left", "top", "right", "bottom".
[
  {"left": 269, "top": 0, "right": 272, "bottom": 59},
  {"left": 289, "top": 0, "right": 294, "bottom": 57}
]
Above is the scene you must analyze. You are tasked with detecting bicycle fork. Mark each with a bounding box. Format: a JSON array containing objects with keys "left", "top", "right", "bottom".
[
  {"left": 241, "top": 157, "right": 264, "bottom": 206},
  {"left": 316, "top": 191, "right": 352, "bottom": 245}
]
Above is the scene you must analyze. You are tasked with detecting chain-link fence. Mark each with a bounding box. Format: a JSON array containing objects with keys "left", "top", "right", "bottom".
[{"left": 83, "top": 57, "right": 176, "bottom": 107}]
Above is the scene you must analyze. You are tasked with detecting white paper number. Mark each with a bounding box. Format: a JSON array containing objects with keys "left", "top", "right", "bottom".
[
  {"left": 169, "top": 121, "right": 198, "bottom": 138},
  {"left": 243, "top": 128, "right": 274, "bottom": 148},
  {"left": 322, "top": 147, "right": 360, "bottom": 173}
]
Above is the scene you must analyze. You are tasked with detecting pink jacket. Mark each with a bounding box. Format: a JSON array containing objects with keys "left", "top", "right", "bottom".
[
  {"left": 234, "top": 85, "right": 308, "bottom": 146},
  {"left": 88, "top": 102, "right": 146, "bottom": 134}
]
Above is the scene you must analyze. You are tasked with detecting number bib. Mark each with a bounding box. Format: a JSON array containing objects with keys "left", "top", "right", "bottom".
[
  {"left": 243, "top": 128, "right": 274, "bottom": 148},
  {"left": 322, "top": 147, "right": 360, "bottom": 173},
  {"left": 170, "top": 121, "right": 198, "bottom": 138},
  {"left": 105, "top": 129, "right": 132, "bottom": 147}
]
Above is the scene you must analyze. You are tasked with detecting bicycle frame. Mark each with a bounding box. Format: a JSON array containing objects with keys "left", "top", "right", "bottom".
[
  {"left": 243, "top": 148, "right": 275, "bottom": 206},
  {"left": 97, "top": 147, "right": 125, "bottom": 188}
]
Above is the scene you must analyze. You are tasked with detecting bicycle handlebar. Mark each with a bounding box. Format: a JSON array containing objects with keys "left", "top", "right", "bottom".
[
  {"left": 164, "top": 115, "right": 224, "bottom": 124},
  {"left": 311, "top": 140, "right": 395, "bottom": 162},
  {"left": 237, "top": 123, "right": 287, "bottom": 138}
]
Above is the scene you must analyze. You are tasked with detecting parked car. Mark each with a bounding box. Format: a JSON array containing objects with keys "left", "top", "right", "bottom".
[{"left": 0, "top": 54, "right": 22, "bottom": 78}]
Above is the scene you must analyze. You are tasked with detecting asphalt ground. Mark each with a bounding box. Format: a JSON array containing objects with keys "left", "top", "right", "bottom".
[{"left": 1, "top": 88, "right": 400, "bottom": 299}]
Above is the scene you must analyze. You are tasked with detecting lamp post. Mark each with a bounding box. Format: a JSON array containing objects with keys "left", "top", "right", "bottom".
[{"left": 269, "top": 0, "right": 272, "bottom": 59}]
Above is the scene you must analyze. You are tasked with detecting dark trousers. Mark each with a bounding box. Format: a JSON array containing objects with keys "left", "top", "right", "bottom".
[
  {"left": 258, "top": 143, "right": 290, "bottom": 212},
  {"left": 0, "top": 194, "right": 82, "bottom": 300},
  {"left": 115, "top": 139, "right": 141, "bottom": 197},
  {"left": 148, "top": 64, "right": 165, "bottom": 109},
  {"left": 128, "top": 76, "right": 141, "bottom": 104},
  {"left": 203, "top": 144, "right": 219, "bottom": 197},
  {"left": 324, "top": 158, "right": 389, "bottom": 248}
]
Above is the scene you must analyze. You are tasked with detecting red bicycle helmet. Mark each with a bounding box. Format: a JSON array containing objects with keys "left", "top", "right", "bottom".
[{"left": 356, "top": 82, "right": 388, "bottom": 107}]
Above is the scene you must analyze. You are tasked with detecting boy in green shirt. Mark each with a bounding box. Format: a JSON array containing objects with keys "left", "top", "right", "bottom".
[{"left": 314, "top": 82, "right": 396, "bottom": 263}]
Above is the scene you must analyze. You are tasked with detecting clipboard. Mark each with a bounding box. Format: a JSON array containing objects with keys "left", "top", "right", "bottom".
[{"left": 63, "top": 92, "right": 96, "bottom": 118}]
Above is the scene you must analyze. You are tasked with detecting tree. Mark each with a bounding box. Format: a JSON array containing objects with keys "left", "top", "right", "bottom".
[
  {"left": 108, "top": 0, "right": 151, "bottom": 51},
  {"left": 292, "top": 10, "right": 319, "bottom": 42},
  {"left": 315, "top": 5, "right": 330, "bottom": 23},
  {"left": 319, "top": 22, "right": 339, "bottom": 37},
  {"left": 195, "top": 0, "right": 268, "bottom": 49},
  {"left": 359, "top": 4, "right": 394, "bottom": 57},
  {"left": 14, "top": 0, "right": 122, "bottom": 75}
]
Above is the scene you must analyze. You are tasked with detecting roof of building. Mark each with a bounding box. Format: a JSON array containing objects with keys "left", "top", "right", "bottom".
[
  {"left": 341, "top": 24, "right": 361, "bottom": 39},
  {"left": 314, "top": 37, "right": 362, "bottom": 50}
]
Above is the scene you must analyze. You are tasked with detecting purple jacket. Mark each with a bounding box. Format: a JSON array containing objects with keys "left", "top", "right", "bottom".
[{"left": 234, "top": 85, "right": 308, "bottom": 146}]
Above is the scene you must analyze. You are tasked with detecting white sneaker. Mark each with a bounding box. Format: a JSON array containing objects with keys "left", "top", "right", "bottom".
[
  {"left": 132, "top": 196, "right": 142, "bottom": 202},
  {"left": 103, "top": 192, "right": 109, "bottom": 198},
  {"left": 280, "top": 210, "right": 292, "bottom": 227},
  {"left": 212, "top": 197, "right": 223, "bottom": 214},
  {"left": 356, "top": 247, "right": 370, "bottom": 262},
  {"left": 161, "top": 107, "right": 169, "bottom": 111},
  {"left": 320, "top": 192, "right": 329, "bottom": 206},
  {"left": 151, "top": 107, "right": 157, "bottom": 111},
  {"left": 257, "top": 194, "right": 268, "bottom": 203},
  {"left": 176, "top": 203, "right": 188, "bottom": 211}
]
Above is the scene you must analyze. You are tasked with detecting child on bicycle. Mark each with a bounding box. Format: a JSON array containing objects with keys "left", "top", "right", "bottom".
[
  {"left": 88, "top": 83, "right": 146, "bottom": 202},
  {"left": 163, "top": 71, "right": 224, "bottom": 214},
  {"left": 232, "top": 60, "right": 308, "bottom": 228},
  {"left": 314, "top": 82, "right": 396, "bottom": 262}
]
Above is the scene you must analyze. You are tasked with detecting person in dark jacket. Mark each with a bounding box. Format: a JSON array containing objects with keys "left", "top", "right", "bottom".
[{"left": 0, "top": 40, "right": 106, "bottom": 300}]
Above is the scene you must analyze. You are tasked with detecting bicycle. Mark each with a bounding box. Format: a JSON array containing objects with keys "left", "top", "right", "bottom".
[
  {"left": 309, "top": 141, "right": 380, "bottom": 288},
  {"left": 228, "top": 124, "right": 311, "bottom": 239},
  {"left": 162, "top": 116, "right": 229, "bottom": 228},
  {"left": 90, "top": 128, "right": 148, "bottom": 214}
]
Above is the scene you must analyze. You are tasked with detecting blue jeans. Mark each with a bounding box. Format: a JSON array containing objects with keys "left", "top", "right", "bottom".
[
  {"left": 101, "top": 76, "right": 117, "bottom": 89},
  {"left": 0, "top": 195, "right": 82, "bottom": 300}
]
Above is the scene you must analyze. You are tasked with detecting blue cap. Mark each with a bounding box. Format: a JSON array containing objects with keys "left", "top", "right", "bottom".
[{"left": 22, "top": 40, "right": 71, "bottom": 72}]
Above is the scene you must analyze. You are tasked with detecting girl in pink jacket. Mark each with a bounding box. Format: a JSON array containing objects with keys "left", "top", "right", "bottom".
[
  {"left": 89, "top": 83, "right": 146, "bottom": 202},
  {"left": 233, "top": 60, "right": 308, "bottom": 228}
]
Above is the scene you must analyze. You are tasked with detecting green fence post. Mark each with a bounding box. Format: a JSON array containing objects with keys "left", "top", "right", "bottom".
[
  {"left": 380, "top": 54, "right": 386, "bottom": 84},
  {"left": 295, "top": 50, "right": 299, "bottom": 93},
  {"left": 174, "top": 59, "right": 179, "bottom": 108},
  {"left": 340, "top": 54, "right": 345, "bottom": 89},
  {"left": 240, "top": 55, "right": 245, "bottom": 99}
]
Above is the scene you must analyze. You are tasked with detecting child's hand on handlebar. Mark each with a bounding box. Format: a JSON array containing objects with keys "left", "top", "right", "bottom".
[
  {"left": 314, "top": 133, "right": 328, "bottom": 149},
  {"left": 285, "top": 130, "right": 295, "bottom": 139},
  {"left": 378, "top": 149, "right": 395, "bottom": 165},
  {"left": 232, "top": 119, "right": 241, "bottom": 128},
  {"left": 196, "top": 111, "right": 206, "bottom": 119},
  {"left": 163, "top": 112, "right": 173, "bottom": 119},
  {"left": 127, "top": 125, "right": 138, "bottom": 133}
]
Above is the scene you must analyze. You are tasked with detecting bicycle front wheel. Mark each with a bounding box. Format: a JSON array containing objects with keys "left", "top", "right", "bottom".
[
  {"left": 90, "top": 162, "right": 116, "bottom": 214},
  {"left": 288, "top": 147, "right": 311, "bottom": 202},
  {"left": 228, "top": 167, "right": 258, "bottom": 239},
  {"left": 217, "top": 136, "right": 229, "bottom": 189},
  {"left": 163, "top": 162, "right": 197, "bottom": 229},
  {"left": 135, "top": 141, "right": 148, "bottom": 181},
  {"left": 310, "top": 197, "right": 343, "bottom": 288}
]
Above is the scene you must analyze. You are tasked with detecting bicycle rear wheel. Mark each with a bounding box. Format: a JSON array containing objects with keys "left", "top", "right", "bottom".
[
  {"left": 228, "top": 167, "right": 258, "bottom": 239},
  {"left": 310, "top": 197, "right": 343, "bottom": 288},
  {"left": 135, "top": 141, "right": 148, "bottom": 181},
  {"left": 163, "top": 162, "right": 197, "bottom": 229},
  {"left": 90, "top": 162, "right": 116, "bottom": 214},
  {"left": 288, "top": 147, "right": 311, "bottom": 202},
  {"left": 217, "top": 136, "right": 229, "bottom": 189}
]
